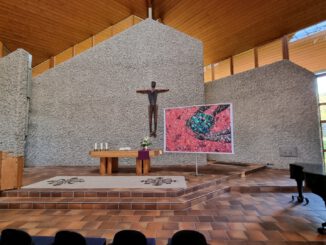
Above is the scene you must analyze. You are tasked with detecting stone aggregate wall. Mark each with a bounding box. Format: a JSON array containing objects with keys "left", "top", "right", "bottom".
[
  {"left": 26, "top": 19, "right": 206, "bottom": 166},
  {"left": 205, "top": 60, "right": 322, "bottom": 169},
  {"left": 0, "top": 49, "right": 31, "bottom": 156}
]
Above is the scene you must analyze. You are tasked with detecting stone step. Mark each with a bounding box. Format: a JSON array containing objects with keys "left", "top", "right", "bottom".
[
  {"left": 0, "top": 183, "right": 230, "bottom": 210},
  {"left": 230, "top": 185, "right": 297, "bottom": 193},
  {"left": 0, "top": 164, "right": 268, "bottom": 210}
]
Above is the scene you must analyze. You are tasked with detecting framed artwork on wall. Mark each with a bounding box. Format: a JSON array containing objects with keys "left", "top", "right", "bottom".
[{"left": 164, "top": 103, "right": 234, "bottom": 154}]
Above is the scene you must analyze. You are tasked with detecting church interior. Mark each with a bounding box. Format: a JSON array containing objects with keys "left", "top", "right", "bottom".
[{"left": 0, "top": 0, "right": 326, "bottom": 244}]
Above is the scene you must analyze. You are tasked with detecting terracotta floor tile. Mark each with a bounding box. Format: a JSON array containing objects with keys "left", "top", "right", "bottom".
[
  {"left": 139, "top": 216, "right": 154, "bottom": 222},
  {"left": 162, "top": 222, "right": 179, "bottom": 230},
  {"left": 65, "top": 221, "right": 87, "bottom": 229},
  {"left": 182, "top": 215, "right": 198, "bottom": 222},
  {"left": 154, "top": 216, "right": 170, "bottom": 222},
  {"left": 114, "top": 222, "right": 132, "bottom": 230},
  {"left": 227, "top": 230, "right": 248, "bottom": 240},
  {"left": 146, "top": 222, "right": 163, "bottom": 230},
  {"left": 243, "top": 223, "right": 263, "bottom": 230},
  {"left": 261, "top": 230, "right": 286, "bottom": 241},
  {"left": 82, "top": 221, "right": 102, "bottom": 230},
  {"left": 130, "top": 222, "right": 148, "bottom": 230},
  {"left": 246, "top": 230, "right": 268, "bottom": 241},
  {"left": 209, "top": 241, "right": 228, "bottom": 245},
  {"left": 195, "top": 222, "right": 213, "bottom": 230},
  {"left": 227, "top": 222, "right": 246, "bottom": 231},
  {"left": 260, "top": 221, "right": 281, "bottom": 231},
  {"left": 98, "top": 221, "right": 118, "bottom": 229},
  {"left": 155, "top": 229, "right": 174, "bottom": 239},
  {"left": 142, "top": 229, "right": 156, "bottom": 238},
  {"left": 280, "top": 231, "right": 307, "bottom": 241},
  {"left": 34, "top": 228, "right": 57, "bottom": 236},
  {"left": 198, "top": 216, "right": 214, "bottom": 222},
  {"left": 209, "top": 229, "right": 229, "bottom": 240},
  {"left": 178, "top": 222, "right": 196, "bottom": 230}
]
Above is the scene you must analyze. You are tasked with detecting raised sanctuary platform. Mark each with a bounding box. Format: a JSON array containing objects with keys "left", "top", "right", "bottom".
[{"left": 0, "top": 163, "right": 276, "bottom": 210}]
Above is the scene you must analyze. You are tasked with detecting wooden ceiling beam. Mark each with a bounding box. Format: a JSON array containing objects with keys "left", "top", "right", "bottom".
[{"left": 282, "top": 36, "right": 289, "bottom": 60}]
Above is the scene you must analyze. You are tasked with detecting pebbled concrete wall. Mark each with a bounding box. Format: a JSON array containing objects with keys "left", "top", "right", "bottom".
[
  {"left": 205, "top": 60, "right": 322, "bottom": 169},
  {"left": 26, "top": 19, "right": 205, "bottom": 166},
  {"left": 0, "top": 49, "right": 31, "bottom": 156}
]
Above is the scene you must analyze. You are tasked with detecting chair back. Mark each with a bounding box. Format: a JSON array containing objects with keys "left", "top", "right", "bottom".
[
  {"left": 170, "top": 230, "right": 207, "bottom": 245},
  {"left": 53, "top": 230, "right": 86, "bottom": 245},
  {"left": 112, "top": 230, "right": 147, "bottom": 245},
  {"left": 0, "top": 228, "right": 33, "bottom": 245}
]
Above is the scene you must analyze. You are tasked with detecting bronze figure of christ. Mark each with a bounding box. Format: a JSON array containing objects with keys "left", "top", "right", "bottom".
[{"left": 137, "top": 81, "right": 169, "bottom": 137}]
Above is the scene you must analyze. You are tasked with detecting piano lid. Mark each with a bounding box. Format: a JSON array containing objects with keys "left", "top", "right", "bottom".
[{"left": 292, "top": 163, "right": 326, "bottom": 176}]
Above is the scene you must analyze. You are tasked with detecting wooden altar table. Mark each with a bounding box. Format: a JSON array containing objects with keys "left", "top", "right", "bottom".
[{"left": 89, "top": 149, "right": 162, "bottom": 175}]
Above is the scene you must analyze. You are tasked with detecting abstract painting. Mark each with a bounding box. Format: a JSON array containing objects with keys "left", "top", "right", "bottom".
[{"left": 164, "top": 104, "right": 233, "bottom": 153}]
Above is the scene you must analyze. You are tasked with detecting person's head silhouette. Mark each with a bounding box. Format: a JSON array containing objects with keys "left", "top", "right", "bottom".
[{"left": 151, "top": 81, "right": 156, "bottom": 89}]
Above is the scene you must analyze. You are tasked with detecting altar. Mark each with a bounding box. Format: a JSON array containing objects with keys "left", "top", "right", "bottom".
[{"left": 89, "top": 149, "right": 163, "bottom": 175}]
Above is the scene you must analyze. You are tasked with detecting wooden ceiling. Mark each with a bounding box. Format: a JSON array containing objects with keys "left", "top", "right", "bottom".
[
  {"left": 0, "top": 0, "right": 325, "bottom": 66},
  {"left": 0, "top": 0, "right": 148, "bottom": 66}
]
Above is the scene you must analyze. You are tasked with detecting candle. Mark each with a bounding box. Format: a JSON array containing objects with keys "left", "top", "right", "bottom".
[
  {"left": 100, "top": 143, "right": 103, "bottom": 151},
  {"left": 105, "top": 143, "right": 108, "bottom": 150},
  {"left": 94, "top": 143, "right": 97, "bottom": 151}
]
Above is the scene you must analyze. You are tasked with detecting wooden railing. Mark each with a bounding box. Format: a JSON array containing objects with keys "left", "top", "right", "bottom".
[{"left": 32, "top": 15, "right": 143, "bottom": 77}]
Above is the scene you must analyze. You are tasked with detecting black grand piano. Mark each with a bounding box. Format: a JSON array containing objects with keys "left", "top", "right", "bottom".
[{"left": 290, "top": 163, "right": 326, "bottom": 234}]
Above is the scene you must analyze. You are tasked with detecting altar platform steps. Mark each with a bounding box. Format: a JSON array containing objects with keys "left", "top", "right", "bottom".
[
  {"left": 0, "top": 184, "right": 231, "bottom": 210},
  {"left": 0, "top": 164, "right": 299, "bottom": 211},
  {"left": 0, "top": 163, "right": 266, "bottom": 199},
  {"left": 0, "top": 184, "right": 297, "bottom": 211}
]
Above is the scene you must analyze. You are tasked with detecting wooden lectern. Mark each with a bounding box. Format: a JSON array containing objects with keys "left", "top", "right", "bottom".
[{"left": 0, "top": 151, "right": 24, "bottom": 190}]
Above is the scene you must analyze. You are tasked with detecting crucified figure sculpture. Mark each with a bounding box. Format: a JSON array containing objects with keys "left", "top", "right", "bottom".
[{"left": 137, "top": 81, "right": 169, "bottom": 137}]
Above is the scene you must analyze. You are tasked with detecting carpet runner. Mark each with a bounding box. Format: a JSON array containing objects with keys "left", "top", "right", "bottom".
[{"left": 23, "top": 176, "right": 187, "bottom": 189}]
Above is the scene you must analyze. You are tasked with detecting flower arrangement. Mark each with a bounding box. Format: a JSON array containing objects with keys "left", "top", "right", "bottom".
[{"left": 141, "top": 136, "right": 152, "bottom": 149}]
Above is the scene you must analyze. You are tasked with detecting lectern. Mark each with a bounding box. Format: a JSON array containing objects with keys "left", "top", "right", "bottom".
[{"left": 0, "top": 151, "right": 24, "bottom": 190}]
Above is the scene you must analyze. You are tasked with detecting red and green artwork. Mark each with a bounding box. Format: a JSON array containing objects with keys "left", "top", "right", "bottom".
[{"left": 164, "top": 104, "right": 233, "bottom": 153}]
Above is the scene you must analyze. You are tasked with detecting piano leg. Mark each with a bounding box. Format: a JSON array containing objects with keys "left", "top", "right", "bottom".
[
  {"left": 317, "top": 223, "right": 326, "bottom": 235},
  {"left": 317, "top": 203, "right": 326, "bottom": 234},
  {"left": 292, "top": 178, "right": 309, "bottom": 205}
]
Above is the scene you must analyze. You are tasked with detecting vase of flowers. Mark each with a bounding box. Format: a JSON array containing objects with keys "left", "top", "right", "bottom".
[{"left": 141, "top": 136, "right": 152, "bottom": 150}]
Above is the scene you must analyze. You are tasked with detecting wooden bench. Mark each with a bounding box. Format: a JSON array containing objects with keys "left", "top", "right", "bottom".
[{"left": 89, "top": 149, "right": 162, "bottom": 175}]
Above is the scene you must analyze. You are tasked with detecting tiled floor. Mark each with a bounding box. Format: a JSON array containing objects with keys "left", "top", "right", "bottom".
[{"left": 0, "top": 164, "right": 326, "bottom": 244}]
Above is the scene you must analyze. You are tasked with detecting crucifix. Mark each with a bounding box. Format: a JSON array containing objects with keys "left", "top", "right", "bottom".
[{"left": 137, "top": 81, "right": 169, "bottom": 137}]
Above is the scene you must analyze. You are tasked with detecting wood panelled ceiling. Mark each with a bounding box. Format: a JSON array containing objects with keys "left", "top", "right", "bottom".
[
  {"left": 0, "top": 0, "right": 148, "bottom": 66},
  {"left": 0, "top": 0, "right": 325, "bottom": 66},
  {"left": 154, "top": 0, "right": 326, "bottom": 65}
]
